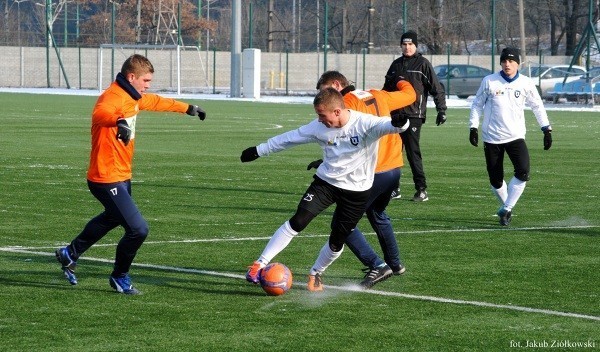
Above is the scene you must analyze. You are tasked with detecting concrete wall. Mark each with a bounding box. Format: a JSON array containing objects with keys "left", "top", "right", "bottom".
[{"left": 0, "top": 46, "right": 575, "bottom": 95}]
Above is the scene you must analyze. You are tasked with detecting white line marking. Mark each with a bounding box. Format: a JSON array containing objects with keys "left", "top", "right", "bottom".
[
  {"left": 3, "top": 224, "right": 597, "bottom": 250},
  {"left": 2, "top": 247, "right": 598, "bottom": 322}
]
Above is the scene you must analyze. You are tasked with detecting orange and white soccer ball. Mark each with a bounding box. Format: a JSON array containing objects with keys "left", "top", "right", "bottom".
[{"left": 259, "top": 262, "right": 293, "bottom": 296}]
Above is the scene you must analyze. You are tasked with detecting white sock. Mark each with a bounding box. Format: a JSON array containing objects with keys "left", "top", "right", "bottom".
[
  {"left": 491, "top": 180, "right": 508, "bottom": 205},
  {"left": 310, "top": 242, "right": 343, "bottom": 275},
  {"left": 504, "top": 177, "right": 526, "bottom": 211},
  {"left": 257, "top": 221, "right": 298, "bottom": 265}
]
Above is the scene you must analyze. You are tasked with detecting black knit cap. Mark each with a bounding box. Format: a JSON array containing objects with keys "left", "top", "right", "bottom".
[
  {"left": 500, "top": 47, "right": 521, "bottom": 64},
  {"left": 401, "top": 31, "right": 418, "bottom": 47}
]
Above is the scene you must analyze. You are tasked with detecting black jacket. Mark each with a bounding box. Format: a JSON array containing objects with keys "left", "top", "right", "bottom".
[{"left": 383, "top": 52, "right": 446, "bottom": 120}]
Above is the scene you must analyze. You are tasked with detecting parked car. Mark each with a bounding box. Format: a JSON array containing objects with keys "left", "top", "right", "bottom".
[
  {"left": 434, "top": 64, "right": 492, "bottom": 99},
  {"left": 523, "top": 64, "right": 586, "bottom": 99},
  {"left": 556, "top": 66, "right": 600, "bottom": 103},
  {"left": 574, "top": 66, "right": 600, "bottom": 82}
]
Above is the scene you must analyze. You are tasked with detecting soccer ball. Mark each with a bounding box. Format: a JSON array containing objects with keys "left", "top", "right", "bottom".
[{"left": 259, "top": 262, "right": 293, "bottom": 296}]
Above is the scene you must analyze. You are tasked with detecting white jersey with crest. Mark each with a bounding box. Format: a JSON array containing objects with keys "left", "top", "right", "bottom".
[
  {"left": 256, "top": 109, "right": 408, "bottom": 192},
  {"left": 469, "top": 71, "right": 550, "bottom": 144}
]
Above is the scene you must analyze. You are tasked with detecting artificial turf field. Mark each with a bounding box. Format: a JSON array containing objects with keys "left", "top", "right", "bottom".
[{"left": 0, "top": 92, "right": 598, "bottom": 351}]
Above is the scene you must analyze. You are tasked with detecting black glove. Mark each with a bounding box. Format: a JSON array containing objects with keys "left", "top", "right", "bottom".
[
  {"left": 116, "top": 119, "right": 132, "bottom": 146},
  {"left": 240, "top": 146, "right": 259, "bottom": 162},
  {"left": 187, "top": 105, "right": 206, "bottom": 120},
  {"left": 307, "top": 159, "right": 323, "bottom": 170},
  {"left": 436, "top": 111, "right": 447, "bottom": 126},
  {"left": 469, "top": 128, "right": 478, "bottom": 147},
  {"left": 543, "top": 128, "right": 552, "bottom": 150},
  {"left": 391, "top": 113, "right": 408, "bottom": 128}
]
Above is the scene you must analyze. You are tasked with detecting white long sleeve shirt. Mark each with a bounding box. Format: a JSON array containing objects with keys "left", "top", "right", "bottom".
[
  {"left": 469, "top": 71, "right": 551, "bottom": 144},
  {"left": 256, "top": 109, "right": 409, "bottom": 192}
]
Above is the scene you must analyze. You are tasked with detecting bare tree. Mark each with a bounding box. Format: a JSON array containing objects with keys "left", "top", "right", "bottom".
[
  {"left": 0, "top": 0, "right": 592, "bottom": 57},
  {"left": 76, "top": 0, "right": 215, "bottom": 46}
]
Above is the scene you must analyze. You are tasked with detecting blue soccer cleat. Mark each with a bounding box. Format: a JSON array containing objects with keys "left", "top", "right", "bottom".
[
  {"left": 109, "top": 273, "right": 141, "bottom": 295},
  {"left": 55, "top": 247, "right": 77, "bottom": 285}
]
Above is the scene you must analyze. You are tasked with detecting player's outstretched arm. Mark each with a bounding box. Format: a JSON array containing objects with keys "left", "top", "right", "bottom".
[{"left": 386, "top": 80, "right": 416, "bottom": 112}]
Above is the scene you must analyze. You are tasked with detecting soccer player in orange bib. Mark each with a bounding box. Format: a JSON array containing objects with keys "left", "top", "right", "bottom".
[{"left": 55, "top": 54, "right": 206, "bottom": 294}]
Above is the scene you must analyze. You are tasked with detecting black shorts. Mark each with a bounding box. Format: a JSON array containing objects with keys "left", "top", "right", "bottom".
[
  {"left": 297, "top": 176, "right": 371, "bottom": 247},
  {"left": 484, "top": 139, "right": 530, "bottom": 187}
]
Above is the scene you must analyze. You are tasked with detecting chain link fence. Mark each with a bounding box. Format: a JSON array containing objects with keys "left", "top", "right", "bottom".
[{"left": 0, "top": 45, "right": 575, "bottom": 96}]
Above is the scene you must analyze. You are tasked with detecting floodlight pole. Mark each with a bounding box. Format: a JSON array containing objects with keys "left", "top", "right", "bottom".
[
  {"left": 230, "top": 0, "right": 242, "bottom": 97},
  {"left": 46, "top": 0, "right": 51, "bottom": 87},
  {"left": 490, "top": 0, "right": 496, "bottom": 72},
  {"left": 111, "top": 2, "right": 115, "bottom": 79},
  {"left": 402, "top": 0, "right": 407, "bottom": 33},
  {"left": 518, "top": 0, "right": 526, "bottom": 65},
  {"left": 323, "top": 2, "right": 328, "bottom": 71}
]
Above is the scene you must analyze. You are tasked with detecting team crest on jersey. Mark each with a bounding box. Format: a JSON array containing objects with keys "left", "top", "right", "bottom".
[
  {"left": 514, "top": 90, "right": 521, "bottom": 98},
  {"left": 350, "top": 136, "right": 359, "bottom": 146}
]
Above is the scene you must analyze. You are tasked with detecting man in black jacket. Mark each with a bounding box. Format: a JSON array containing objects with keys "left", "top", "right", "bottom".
[{"left": 383, "top": 31, "right": 447, "bottom": 202}]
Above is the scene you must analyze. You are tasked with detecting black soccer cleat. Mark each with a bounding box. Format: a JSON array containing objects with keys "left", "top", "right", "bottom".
[
  {"left": 359, "top": 265, "right": 393, "bottom": 288},
  {"left": 497, "top": 207, "right": 512, "bottom": 226},
  {"left": 412, "top": 189, "right": 429, "bottom": 202}
]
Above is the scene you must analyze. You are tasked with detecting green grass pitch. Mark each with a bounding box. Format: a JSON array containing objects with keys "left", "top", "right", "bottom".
[{"left": 0, "top": 92, "right": 598, "bottom": 351}]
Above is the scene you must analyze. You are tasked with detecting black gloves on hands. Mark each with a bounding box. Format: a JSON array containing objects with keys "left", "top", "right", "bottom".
[
  {"left": 543, "top": 128, "right": 552, "bottom": 150},
  {"left": 307, "top": 159, "right": 323, "bottom": 170},
  {"left": 436, "top": 111, "right": 447, "bottom": 126},
  {"left": 116, "top": 119, "right": 132, "bottom": 146},
  {"left": 187, "top": 105, "right": 206, "bottom": 120},
  {"left": 469, "top": 128, "right": 478, "bottom": 147},
  {"left": 391, "top": 114, "right": 408, "bottom": 128},
  {"left": 240, "top": 146, "right": 259, "bottom": 162}
]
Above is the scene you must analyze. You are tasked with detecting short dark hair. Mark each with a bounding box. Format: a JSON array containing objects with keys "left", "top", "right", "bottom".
[
  {"left": 316, "top": 71, "right": 350, "bottom": 89},
  {"left": 121, "top": 54, "right": 155, "bottom": 77},
  {"left": 313, "top": 87, "right": 345, "bottom": 109}
]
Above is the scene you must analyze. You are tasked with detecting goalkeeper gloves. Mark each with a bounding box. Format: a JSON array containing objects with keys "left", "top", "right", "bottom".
[
  {"left": 240, "top": 146, "right": 259, "bottom": 162},
  {"left": 436, "top": 111, "right": 447, "bottom": 126},
  {"left": 187, "top": 105, "right": 206, "bottom": 120},
  {"left": 116, "top": 119, "right": 132, "bottom": 146},
  {"left": 469, "top": 128, "right": 478, "bottom": 147},
  {"left": 542, "top": 126, "right": 552, "bottom": 150}
]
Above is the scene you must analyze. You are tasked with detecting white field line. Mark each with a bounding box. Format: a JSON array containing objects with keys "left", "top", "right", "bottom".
[
  {"left": 2, "top": 224, "right": 597, "bottom": 250},
  {"left": 1, "top": 242, "right": 599, "bottom": 322}
]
